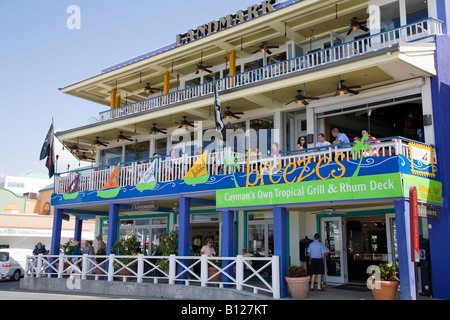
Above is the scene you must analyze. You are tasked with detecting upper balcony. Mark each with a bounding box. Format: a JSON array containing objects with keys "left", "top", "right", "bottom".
[
  {"left": 52, "top": 137, "right": 440, "bottom": 209},
  {"left": 97, "top": 18, "right": 443, "bottom": 122}
]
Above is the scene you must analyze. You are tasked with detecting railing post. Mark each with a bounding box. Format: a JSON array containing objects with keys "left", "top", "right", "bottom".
[
  {"left": 200, "top": 254, "right": 208, "bottom": 287},
  {"left": 236, "top": 255, "right": 243, "bottom": 291},
  {"left": 168, "top": 254, "right": 176, "bottom": 285},
  {"left": 137, "top": 254, "right": 144, "bottom": 283},
  {"left": 108, "top": 254, "right": 115, "bottom": 282},
  {"left": 81, "top": 254, "right": 87, "bottom": 280},
  {"left": 58, "top": 253, "right": 64, "bottom": 278},
  {"left": 36, "top": 254, "right": 43, "bottom": 278},
  {"left": 272, "top": 255, "right": 280, "bottom": 299}
]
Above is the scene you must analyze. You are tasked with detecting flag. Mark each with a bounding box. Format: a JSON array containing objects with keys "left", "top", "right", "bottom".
[
  {"left": 66, "top": 173, "right": 80, "bottom": 193},
  {"left": 183, "top": 150, "right": 209, "bottom": 180},
  {"left": 138, "top": 162, "right": 156, "bottom": 185},
  {"left": 213, "top": 81, "right": 225, "bottom": 141},
  {"left": 39, "top": 122, "right": 55, "bottom": 178},
  {"left": 102, "top": 164, "right": 120, "bottom": 189}
]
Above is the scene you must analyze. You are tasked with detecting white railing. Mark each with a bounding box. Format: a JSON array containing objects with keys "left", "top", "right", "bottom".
[
  {"left": 54, "top": 137, "right": 437, "bottom": 195},
  {"left": 25, "top": 254, "right": 281, "bottom": 299},
  {"left": 98, "top": 18, "right": 443, "bottom": 122}
]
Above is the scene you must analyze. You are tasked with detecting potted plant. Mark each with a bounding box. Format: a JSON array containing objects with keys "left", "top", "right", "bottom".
[
  {"left": 208, "top": 256, "right": 222, "bottom": 285},
  {"left": 368, "top": 263, "right": 399, "bottom": 300},
  {"left": 285, "top": 265, "right": 311, "bottom": 299},
  {"left": 95, "top": 248, "right": 107, "bottom": 279},
  {"left": 111, "top": 235, "right": 140, "bottom": 278},
  {"left": 152, "top": 230, "right": 178, "bottom": 274}
]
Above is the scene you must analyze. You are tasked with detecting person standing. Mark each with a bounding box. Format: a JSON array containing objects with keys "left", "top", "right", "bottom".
[
  {"left": 200, "top": 240, "right": 216, "bottom": 256},
  {"left": 307, "top": 233, "right": 327, "bottom": 291},
  {"left": 96, "top": 235, "right": 106, "bottom": 254}
]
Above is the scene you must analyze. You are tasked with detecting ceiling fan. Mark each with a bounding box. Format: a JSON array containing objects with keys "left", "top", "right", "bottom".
[
  {"left": 144, "top": 83, "right": 161, "bottom": 94},
  {"left": 117, "top": 131, "right": 133, "bottom": 143},
  {"left": 93, "top": 137, "right": 109, "bottom": 148},
  {"left": 196, "top": 51, "right": 213, "bottom": 74},
  {"left": 252, "top": 41, "right": 279, "bottom": 55},
  {"left": 80, "top": 152, "right": 95, "bottom": 162},
  {"left": 150, "top": 123, "right": 167, "bottom": 135},
  {"left": 334, "top": 77, "right": 361, "bottom": 96},
  {"left": 347, "top": 17, "right": 369, "bottom": 35},
  {"left": 223, "top": 106, "right": 244, "bottom": 120},
  {"left": 285, "top": 89, "right": 320, "bottom": 106},
  {"left": 310, "top": 207, "right": 346, "bottom": 215},
  {"left": 68, "top": 138, "right": 88, "bottom": 154},
  {"left": 179, "top": 116, "right": 195, "bottom": 129}
]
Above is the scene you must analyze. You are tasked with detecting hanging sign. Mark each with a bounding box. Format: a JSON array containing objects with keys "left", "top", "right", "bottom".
[
  {"left": 409, "top": 186, "right": 420, "bottom": 263},
  {"left": 132, "top": 202, "right": 159, "bottom": 212}
]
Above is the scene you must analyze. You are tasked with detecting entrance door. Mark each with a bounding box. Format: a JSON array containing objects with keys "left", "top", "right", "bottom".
[{"left": 321, "top": 217, "right": 346, "bottom": 283}]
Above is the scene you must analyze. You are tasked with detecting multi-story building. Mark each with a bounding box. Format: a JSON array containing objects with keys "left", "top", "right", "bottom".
[{"left": 42, "top": 0, "right": 449, "bottom": 299}]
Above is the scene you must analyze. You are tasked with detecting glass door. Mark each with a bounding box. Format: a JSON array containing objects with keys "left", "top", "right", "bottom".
[
  {"left": 321, "top": 217, "right": 345, "bottom": 283},
  {"left": 385, "top": 213, "right": 398, "bottom": 267}
]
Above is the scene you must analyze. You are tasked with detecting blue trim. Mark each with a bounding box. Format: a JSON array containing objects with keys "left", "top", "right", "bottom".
[
  {"left": 106, "top": 204, "right": 120, "bottom": 255},
  {"left": 50, "top": 208, "right": 63, "bottom": 256},
  {"left": 273, "top": 207, "right": 287, "bottom": 298}
]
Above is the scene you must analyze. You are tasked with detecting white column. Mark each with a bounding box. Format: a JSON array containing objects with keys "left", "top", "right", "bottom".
[{"left": 422, "top": 77, "right": 435, "bottom": 145}]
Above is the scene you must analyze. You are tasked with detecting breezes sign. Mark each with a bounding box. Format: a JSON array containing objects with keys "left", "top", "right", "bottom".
[
  {"left": 216, "top": 173, "right": 403, "bottom": 208},
  {"left": 176, "top": 0, "right": 277, "bottom": 46}
]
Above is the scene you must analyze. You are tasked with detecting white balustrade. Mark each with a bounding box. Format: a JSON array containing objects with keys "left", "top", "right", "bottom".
[{"left": 25, "top": 254, "right": 280, "bottom": 299}]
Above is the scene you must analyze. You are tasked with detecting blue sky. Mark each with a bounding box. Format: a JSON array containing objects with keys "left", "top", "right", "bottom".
[{"left": 0, "top": 0, "right": 258, "bottom": 177}]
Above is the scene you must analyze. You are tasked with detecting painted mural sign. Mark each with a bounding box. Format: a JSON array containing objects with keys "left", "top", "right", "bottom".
[
  {"left": 409, "top": 142, "right": 435, "bottom": 178},
  {"left": 402, "top": 174, "right": 442, "bottom": 205}
]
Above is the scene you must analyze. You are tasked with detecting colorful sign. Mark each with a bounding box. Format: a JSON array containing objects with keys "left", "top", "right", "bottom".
[
  {"left": 102, "top": 164, "right": 120, "bottom": 189},
  {"left": 409, "top": 142, "right": 435, "bottom": 178},
  {"left": 183, "top": 150, "right": 210, "bottom": 185},
  {"left": 402, "top": 174, "right": 442, "bottom": 204},
  {"left": 216, "top": 173, "right": 403, "bottom": 208},
  {"left": 409, "top": 186, "right": 420, "bottom": 263}
]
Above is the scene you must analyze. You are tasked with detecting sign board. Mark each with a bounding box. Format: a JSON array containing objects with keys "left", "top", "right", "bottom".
[
  {"left": 216, "top": 173, "right": 403, "bottom": 208},
  {"left": 132, "top": 202, "right": 159, "bottom": 212},
  {"left": 402, "top": 174, "right": 442, "bottom": 204},
  {"left": 409, "top": 186, "right": 420, "bottom": 263},
  {"left": 62, "top": 213, "right": 70, "bottom": 221}
]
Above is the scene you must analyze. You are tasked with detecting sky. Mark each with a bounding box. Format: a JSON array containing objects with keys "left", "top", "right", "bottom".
[{"left": 0, "top": 0, "right": 260, "bottom": 178}]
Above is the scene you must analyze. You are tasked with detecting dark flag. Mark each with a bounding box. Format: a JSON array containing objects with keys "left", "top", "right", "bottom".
[
  {"left": 213, "top": 81, "right": 225, "bottom": 142},
  {"left": 40, "top": 122, "right": 55, "bottom": 178},
  {"left": 66, "top": 173, "right": 80, "bottom": 194}
]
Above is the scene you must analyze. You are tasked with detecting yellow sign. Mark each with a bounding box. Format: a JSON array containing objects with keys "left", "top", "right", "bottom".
[
  {"left": 245, "top": 150, "right": 346, "bottom": 188},
  {"left": 184, "top": 150, "right": 209, "bottom": 181},
  {"left": 409, "top": 142, "right": 435, "bottom": 178}
]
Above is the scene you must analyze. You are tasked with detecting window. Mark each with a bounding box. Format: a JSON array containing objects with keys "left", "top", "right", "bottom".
[
  {"left": 0, "top": 252, "right": 9, "bottom": 262},
  {"left": 7, "top": 181, "right": 25, "bottom": 189},
  {"left": 185, "top": 77, "right": 201, "bottom": 88},
  {"left": 247, "top": 212, "right": 274, "bottom": 257},
  {"left": 100, "top": 147, "right": 122, "bottom": 166},
  {"left": 155, "top": 138, "right": 167, "bottom": 157},
  {"left": 406, "top": 0, "right": 428, "bottom": 24},
  {"left": 125, "top": 141, "right": 150, "bottom": 162},
  {"left": 223, "top": 66, "right": 241, "bottom": 78},
  {"left": 249, "top": 116, "right": 274, "bottom": 155}
]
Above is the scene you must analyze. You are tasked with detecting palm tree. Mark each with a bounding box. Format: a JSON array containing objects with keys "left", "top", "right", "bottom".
[
  {"left": 224, "top": 155, "right": 240, "bottom": 188},
  {"left": 351, "top": 134, "right": 373, "bottom": 177}
]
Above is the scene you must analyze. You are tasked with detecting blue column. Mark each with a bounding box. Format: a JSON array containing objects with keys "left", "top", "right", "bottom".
[
  {"left": 221, "top": 210, "right": 234, "bottom": 284},
  {"left": 177, "top": 196, "right": 191, "bottom": 280},
  {"left": 106, "top": 204, "right": 120, "bottom": 255},
  {"left": 74, "top": 217, "right": 83, "bottom": 243},
  {"left": 273, "top": 207, "right": 287, "bottom": 298},
  {"left": 394, "top": 200, "right": 417, "bottom": 300},
  {"left": 50, "top": 208, "right": 64, "bottom": 255}
]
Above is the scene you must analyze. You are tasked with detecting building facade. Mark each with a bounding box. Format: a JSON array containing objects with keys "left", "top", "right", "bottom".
[{"left": 48, "top": 0, "right": 449, "bottom": 299}]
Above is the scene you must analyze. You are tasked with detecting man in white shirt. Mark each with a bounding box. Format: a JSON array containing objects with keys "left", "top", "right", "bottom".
[{"left": 316, "top": 133, "right": 331, "bottom": 151}]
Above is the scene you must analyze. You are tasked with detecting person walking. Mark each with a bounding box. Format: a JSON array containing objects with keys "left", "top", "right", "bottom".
[{"left": 307, "top": 233, "right": 327, "bottom": 291}]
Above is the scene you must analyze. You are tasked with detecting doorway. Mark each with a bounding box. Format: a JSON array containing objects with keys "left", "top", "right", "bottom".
[
  {"left": 284, "top": 110, "right": 307, "bottom": 151},
  {"left": 345, "top": 215, "right": 389, "bottom": 283}
]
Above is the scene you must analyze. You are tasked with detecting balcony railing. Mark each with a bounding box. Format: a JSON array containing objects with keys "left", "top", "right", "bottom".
[
  {"left": 98, "top": 18, "right": 443, "bottom": 122},
  {"left": 54, "top": 137, "right": 437, "bottom": 195},
  {"left": 25, "top": 253, "right": 280, "bottom": 298}
]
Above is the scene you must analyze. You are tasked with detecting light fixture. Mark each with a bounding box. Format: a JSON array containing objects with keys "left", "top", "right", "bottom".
[{"left": 145, "top": 83, "right": 151, "bottom": 94}]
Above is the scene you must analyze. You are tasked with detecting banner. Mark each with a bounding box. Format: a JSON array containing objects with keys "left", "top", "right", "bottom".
[
  {"left": 217, "top": 173, "right": 403, "bottom": 208},
  {"left": 66, "top": 173, "right": 80, "bottom": 193},
  {"left": 102, "top": 164, "right": 120, "bottom": 189},
  {"left": 183, "top": 150, "right": 210, "bottom": 185},
  {"left": 402, "top": 174, "right": 442, "bottom": 204},
  {"left": 138, "top": 163, "right": 156, "bottom": 185},
  {"left": 39, "top": 122, "right": 55, "bottom": 178}
]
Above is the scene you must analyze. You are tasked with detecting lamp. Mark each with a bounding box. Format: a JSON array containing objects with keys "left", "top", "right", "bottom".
[{"left": 145, "top": 83, "right": 151, "bottom": 94}]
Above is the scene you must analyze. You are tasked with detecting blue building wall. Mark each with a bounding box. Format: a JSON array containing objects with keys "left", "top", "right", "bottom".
[{"left": 429, "top": 0, "right": 450, "bottom": 300}]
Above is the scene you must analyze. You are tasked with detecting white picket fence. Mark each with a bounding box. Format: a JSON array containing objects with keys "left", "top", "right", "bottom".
[{"left": 25, "top": 254, "right": 280, "bottom": 298}]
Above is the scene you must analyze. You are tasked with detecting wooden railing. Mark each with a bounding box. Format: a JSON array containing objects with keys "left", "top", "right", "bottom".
[
  {"left": 98, "top": 18, "right": 443, "bottom": 122},
  {"left": 25, "top": 254, "right": 281, "bottom": 298}
]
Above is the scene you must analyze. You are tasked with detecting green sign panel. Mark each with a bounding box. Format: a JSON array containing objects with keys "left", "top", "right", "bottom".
[
  {"left": 216, "top": 173, "right": 403, "bottom": 208},
  {"left": 402, "top": 174, "right": 442, "bottom": 204}
]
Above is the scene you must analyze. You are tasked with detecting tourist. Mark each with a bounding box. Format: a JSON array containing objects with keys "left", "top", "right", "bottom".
[
  {"left": 316, "top": 133, "right": 331, "bottom": 151},
  {"left": 331, "top": 128, "right": 350, "bottom": 147}
]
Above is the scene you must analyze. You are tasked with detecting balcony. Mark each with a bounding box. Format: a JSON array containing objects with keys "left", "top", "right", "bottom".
[
  {"left": 98, "top": 18, "right": 443, "bottom": 122},
  {"left": 54, "top": 137, "right": 438, "bottom": 197}
]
